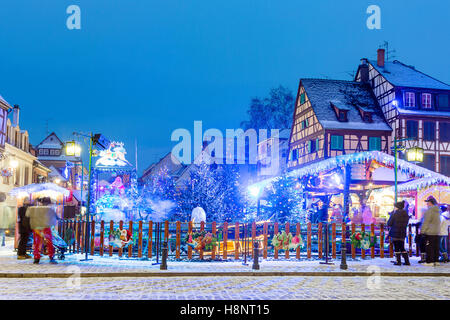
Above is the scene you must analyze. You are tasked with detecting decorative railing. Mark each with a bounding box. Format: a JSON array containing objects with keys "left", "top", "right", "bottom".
[{"left": 56, "top": 219, "right": 425, "bottom": 261}]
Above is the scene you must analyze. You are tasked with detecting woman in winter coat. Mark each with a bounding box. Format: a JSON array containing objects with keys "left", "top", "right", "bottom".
[
  {"left": 387, "top": 200, "right": 410, "bottom": 266},
  {"left": 439, "top": 205, "right": 450, "bottom": 263},
  {"left": 421, "top": 196, "right": 441, "bottom": 266}
]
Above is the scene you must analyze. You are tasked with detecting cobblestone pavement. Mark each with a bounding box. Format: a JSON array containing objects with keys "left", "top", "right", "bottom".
[
  {"left": 1, "top": 243, "right": 450, "bottom": 275},
  {"left": 0, "top": 276, "right": 449, "bottom": 300}
]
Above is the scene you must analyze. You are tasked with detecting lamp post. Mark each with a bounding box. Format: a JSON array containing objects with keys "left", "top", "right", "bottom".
[
  {"left": 392, "top": 137, "right": 424, "bottom": 203},
  {"left": 71, "top": 132, "right": 109, "bottom": 262},
  {"left": 65, "top": 141, "right": 84, "bottom": 215}
]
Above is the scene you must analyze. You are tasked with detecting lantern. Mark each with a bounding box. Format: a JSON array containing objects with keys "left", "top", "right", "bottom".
[{"left": 406, "top": 146, "right": 424, "bottom": 163}]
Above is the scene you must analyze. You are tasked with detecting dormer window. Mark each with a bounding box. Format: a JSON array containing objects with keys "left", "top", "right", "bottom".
[
  {"left": 338, "top": 110, "right": 347, "bottom": 122},
  {"left": 331, "top": 101, "right": 349, "bottom": 122},
  {"left": 357, "top": 107, "right": 373, "bottom": 123},
  {"left": 421, "top": 93, "right": 432, "bottom": 109},
  {"left": 404, "top": 92, "right": 416, "bottom": 107}
]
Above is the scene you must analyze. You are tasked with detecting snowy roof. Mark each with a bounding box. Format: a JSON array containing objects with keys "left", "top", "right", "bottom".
[
  {"left": 368, "top": 60, "right": 450, "bottom": 90},
  {"left": 250, "top": 151, "right": 449, "bottom": 190},
  {"left": 36, "top": 132, "right": 64, "bottom": 149},
  {"left": 394, "top": 107, "right": 450, "bottom": 118},
  {"left": 10, "top": 183, "right": 70, "bottom": 197},
  {"left": 0, "top": 94, "right": 11, "bottom": 107},
  {"left": 301, "top": 79, "right": 392, "bottom": 131}
]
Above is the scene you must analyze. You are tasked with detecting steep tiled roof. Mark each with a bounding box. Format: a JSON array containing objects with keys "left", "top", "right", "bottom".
[
  {"left": 368, "top": 60, "right": 450, "bottom": 90},
  {"left": 301, "top": 79, "right": 392, "bottom": 131}
]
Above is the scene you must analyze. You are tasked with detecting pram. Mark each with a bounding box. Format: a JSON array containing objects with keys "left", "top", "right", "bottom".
[{"left": 26, "top": 227, "right": 68, "bottom": 260}]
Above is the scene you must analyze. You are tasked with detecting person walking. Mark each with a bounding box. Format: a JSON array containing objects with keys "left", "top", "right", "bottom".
[
  {"left": 439, "top": 205, "right": 450, "bottom": 263},
  {"left": 361, "top": 199, "right": 374, "bottom": 225},
  {"left": 26, "top": 197, "right": 58, "bottom": 264},
  {"left": 421, "top": 196, "right": 441, "bottom": 266},
  {"left": 387, "top": 200, "right": 410, "bottom": 266},
  {"left": 17, "top": 198, "right": 32, "bottom": 259}
]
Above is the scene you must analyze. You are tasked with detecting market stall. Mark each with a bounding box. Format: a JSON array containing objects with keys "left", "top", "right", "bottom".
[{"left": 9, "top": 182, "right": 70, "bottom": 248}]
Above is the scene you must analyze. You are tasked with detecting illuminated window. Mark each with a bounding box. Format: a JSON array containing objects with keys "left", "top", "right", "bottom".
[
  {"left": 421, "top": 93, "right": 432, "bottom": 109},
  {"left": 404, "top": 92, "right": 416, "bottom": 107}
]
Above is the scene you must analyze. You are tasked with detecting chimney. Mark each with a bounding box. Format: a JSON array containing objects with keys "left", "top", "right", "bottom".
[
  {"left": 359, "top": 59, "right": 369, "bottom": 83},
  {"left": 377, "top": 49, "right": 385, "bottom": 67},
  {"left": 12, "top": 105, "right": 20, "bottom": 127}
]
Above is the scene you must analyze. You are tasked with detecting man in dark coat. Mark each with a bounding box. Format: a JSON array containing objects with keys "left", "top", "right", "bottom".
[
  {"left": 17, "top": 198, "right": 32, "bottom": 259},
  {"left": 387, "top": 200, "right": 410, "bottom": 265}
]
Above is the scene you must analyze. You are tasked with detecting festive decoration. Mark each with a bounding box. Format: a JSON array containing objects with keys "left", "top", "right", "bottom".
[
  {"left": 1, "top": 168, "right": 12, "bottom": 177},
  {"left": 177, "top": 163, "right": 245, "bottom": 222},
  {"left": 185, "top": 230, "right": 218, "bottom": 252},
  {"left": 108, "top": 228, "right": 133, "bottom": 248},
  {"left": 271, "top": 231, "right": 303, "bottom": 251},
  {"left": 350, "top": 231, "right": 377, "bottom": 250},
  {"left": 249, "top": 151, "right": 450, "bottom": 192},
  {"left": 95, "top": 141, "right": 132, "bottom": 167}
]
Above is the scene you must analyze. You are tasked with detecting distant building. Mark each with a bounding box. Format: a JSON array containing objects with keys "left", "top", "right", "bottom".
[
  {"left": 257, "top": 128, "right": 290, "bottom": 180},
  {"left": 355, "top": 49, "right": 450, "bottom": 176},
  {"left": 287, "top": 78, "right": 392, "bottom": 170},
  {"left": 35, "top": 132, "right": 87, "bottom": 189},
  {"left": 176, "top": 137, "right": 257, "bottom": 188},
  {"left": 0, "top": 102, "right": 50, "bottom": 230},
  {"left": 140, "top": 152, "right": 186, "bottom": 185}
]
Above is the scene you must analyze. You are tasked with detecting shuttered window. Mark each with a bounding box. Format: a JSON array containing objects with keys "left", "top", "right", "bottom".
[{"left": 330, "top": 135, "right": 343, "bottom": 150}]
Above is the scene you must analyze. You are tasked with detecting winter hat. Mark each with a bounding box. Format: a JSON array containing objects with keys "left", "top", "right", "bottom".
[
  {"left": 425, "top": 196, "right": 437, "bottom": 205},
  {"left": 394, "top": 201, "right": 404, "bottom": 210}
]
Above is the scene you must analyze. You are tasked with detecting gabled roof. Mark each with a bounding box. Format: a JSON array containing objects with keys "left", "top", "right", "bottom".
[
  {"left": 300, "top": 79, "right": 392, "bottom": 131},
  {"left": 36, "top": 132, "right": 64, "bottom": 149},
  {"left": 0, "top": 94, "right": 11, "bottom": 108},
  {"left": 368, "top": 60, "right": 450, "bottom": 91}
]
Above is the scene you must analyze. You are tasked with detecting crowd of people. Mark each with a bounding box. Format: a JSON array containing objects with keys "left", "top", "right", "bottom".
[
  {"left": 307, "top": 195, "right": 449, "bottom": 266},
  {"left": 17, "top": 197, "right": 59, "bottom": 264}
]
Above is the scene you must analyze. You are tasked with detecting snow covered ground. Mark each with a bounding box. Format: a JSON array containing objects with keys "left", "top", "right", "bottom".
[{"left": 1, "top": 237, "right": 449, "bottom": 300}]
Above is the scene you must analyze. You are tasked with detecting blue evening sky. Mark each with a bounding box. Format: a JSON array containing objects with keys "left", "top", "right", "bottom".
[{"left": 0, "top": 0, "right": 448, "bottom": 174}]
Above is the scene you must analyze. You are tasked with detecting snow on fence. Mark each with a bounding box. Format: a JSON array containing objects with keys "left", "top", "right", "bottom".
[{"left": 56, "top": 219, "right": 422, "bottom": 261}]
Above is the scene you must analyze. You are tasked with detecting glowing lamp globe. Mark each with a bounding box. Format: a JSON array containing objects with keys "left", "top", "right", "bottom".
[
  {"left": 9, "top": 159, "right": 19, "bottom": 169},
  {"left": 406, "top": 146, "right": 424, "bottom": 163},
  {"left": 248, "top": 185, "right": 261, "bottom": 198},
  {"left": 65, "top": 141, "right": 81, "bottom": 156}
]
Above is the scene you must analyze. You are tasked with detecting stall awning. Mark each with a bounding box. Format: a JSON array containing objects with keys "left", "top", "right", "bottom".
[
  {"left": 251, "top": 151, "right": 450, "bottom": 189},
  {"left": 9, "top": 183, "right": 70, "bottom": 197}
]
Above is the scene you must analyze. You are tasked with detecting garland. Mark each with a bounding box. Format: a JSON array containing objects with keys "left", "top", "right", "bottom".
[
  {"left": 350, "top": 231, "right": 377, "bottom": 250},
  {"left": 271, "top": 231, "right": 303, "bottom": 251}
]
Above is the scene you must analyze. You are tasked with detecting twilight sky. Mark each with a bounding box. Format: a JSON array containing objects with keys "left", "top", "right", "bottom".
[{"left": 0, "top": 0, "right": 448, "bottom": 175}]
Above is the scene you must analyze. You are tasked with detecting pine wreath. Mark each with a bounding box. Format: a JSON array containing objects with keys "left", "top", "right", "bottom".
[{"left": 351, "top": 231, "right": 377, "bottom": 250}]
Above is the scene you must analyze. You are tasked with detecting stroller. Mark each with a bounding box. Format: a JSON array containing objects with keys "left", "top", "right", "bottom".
[{"left": 27, "top": 227, "right": 68, "bottom": 260}]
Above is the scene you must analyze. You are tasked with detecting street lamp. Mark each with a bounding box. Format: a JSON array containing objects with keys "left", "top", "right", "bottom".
[
  {"left": 65, "top": 140, "right": 84, "bottom": 213},
  {"left": 392, "top": 138, "right": 423, "bottom": 202},
  {"left": 248, "top": 185, "right": 262, "bottom": 217},
  {"left": 73, "top": 132, "right": 109, "bottom": 262},
  {"left": 406, "top": 146, "right": 424, "bottom": 163},
  {"left": 65, "top": 141, "right": 82, "bottom": 157}
]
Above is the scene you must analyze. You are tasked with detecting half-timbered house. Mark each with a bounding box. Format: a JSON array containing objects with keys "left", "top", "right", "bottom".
[
  {"left": 287, "top": 79, "right": 392, "bottom": 170},
  {"left": 355, "top": 49, "right": 450, "bottom": 176}
]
